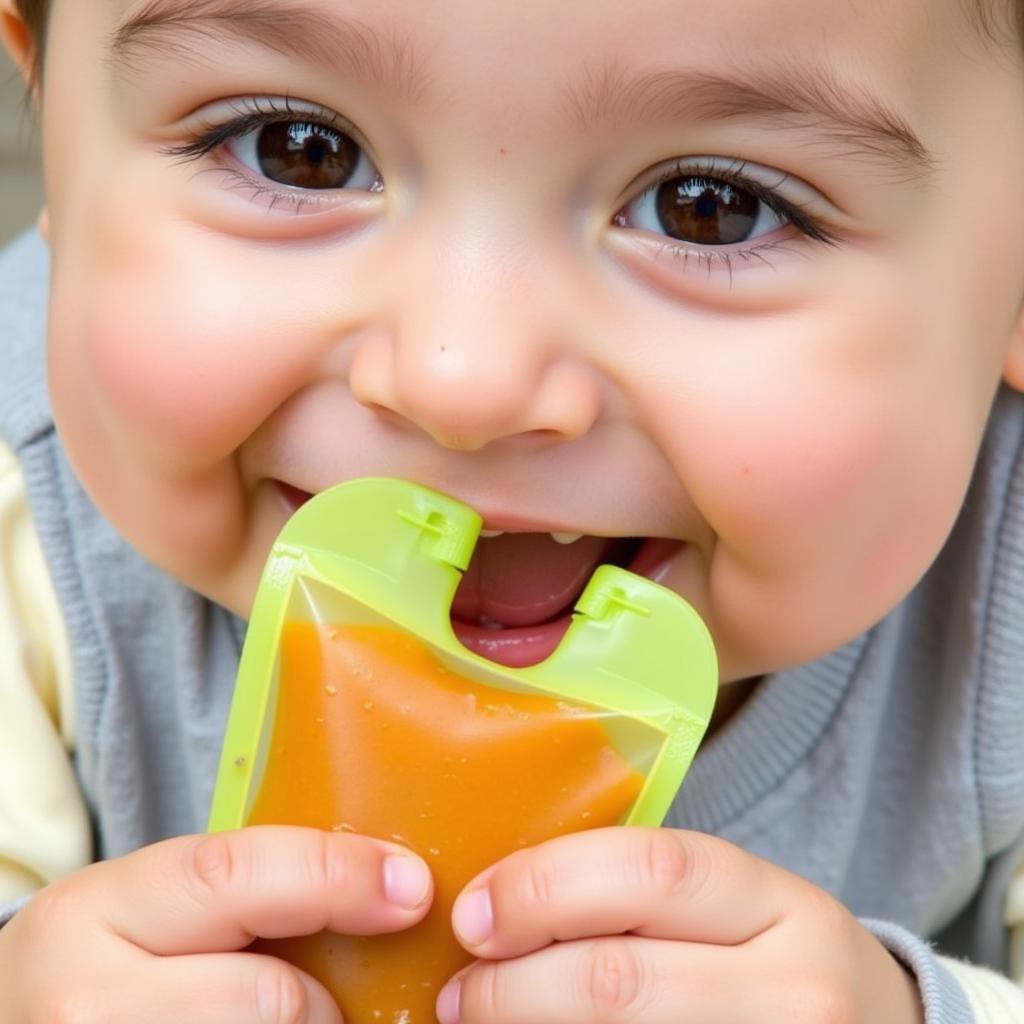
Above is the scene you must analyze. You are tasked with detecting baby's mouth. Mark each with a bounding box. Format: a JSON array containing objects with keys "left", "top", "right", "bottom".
[
  {"left": 274, "top": 482, "right": 681, "bottom": 668},
  {"left": 450, "top": 532, "right": 681, "bottom": 667}
]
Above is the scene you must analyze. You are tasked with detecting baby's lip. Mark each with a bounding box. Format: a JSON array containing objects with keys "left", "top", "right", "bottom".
[
  {"left": 470, "top": 511, "right": 602, "bottom": 535},
  {"left": 272, "top": 481, "right": 568, "bottom": 530},
  {"left": 275, "top": 481, "right": 315, "bottom": 515}
]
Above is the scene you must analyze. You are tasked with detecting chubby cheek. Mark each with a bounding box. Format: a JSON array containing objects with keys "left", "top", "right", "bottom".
[
  {"left": 644, "top": 300, "right": 982, "bottom": 676},
  {"left": 56, "top": 229, "right": 321, "bottom": 460},
  {"left": 45, "top": 220, "right": 332, "bottom": 598}
]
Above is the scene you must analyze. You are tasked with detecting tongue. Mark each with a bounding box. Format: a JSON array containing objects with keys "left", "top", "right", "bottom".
[{"left": 451, "top": 534, "right": 623, "bottom": 628}]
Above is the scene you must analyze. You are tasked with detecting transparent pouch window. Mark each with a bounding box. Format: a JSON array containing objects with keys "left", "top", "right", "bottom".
[{"left": 248, "top": 570, "right": 665, "bottom": 838}]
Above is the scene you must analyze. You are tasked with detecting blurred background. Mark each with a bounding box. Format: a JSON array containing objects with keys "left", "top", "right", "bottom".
[{"left": 1, "top": 48, "right": 44, "bottom": 246}]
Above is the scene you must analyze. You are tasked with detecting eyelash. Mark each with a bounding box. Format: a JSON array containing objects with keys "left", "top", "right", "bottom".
[
  {"left": 617, "top": 157, "right": 842, "bottom": 278},
  {"left": 161, "top": 96, "right": 373, "bottom": 212},
  {"left": 162, "top": 99, "right": 842, "bottom": 274}
]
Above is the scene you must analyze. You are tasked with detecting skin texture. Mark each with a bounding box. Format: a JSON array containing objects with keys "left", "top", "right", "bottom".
[{"left": 2, "top": 0, "right": 1024, "bottom": 1019}]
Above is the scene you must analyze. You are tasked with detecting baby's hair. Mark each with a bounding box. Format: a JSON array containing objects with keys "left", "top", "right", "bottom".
[
  {"left": 8, "top": 0, "right": 1024, "bottom": 91},
  {"left": 11, "top": 0, "right": 46, "bottom": 86}
]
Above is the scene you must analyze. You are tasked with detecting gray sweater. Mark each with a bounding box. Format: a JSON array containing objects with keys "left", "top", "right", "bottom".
[{"left": 2, "top": 229, "right": 1023, "bottom": 1022}]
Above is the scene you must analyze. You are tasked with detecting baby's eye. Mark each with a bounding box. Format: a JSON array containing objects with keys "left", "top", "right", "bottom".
[
  {"left": 227, "top": 119, "right": 381, "bottom": 192},
  {"left": 617, "top": 171, "right": 788, "bottom": 247}
]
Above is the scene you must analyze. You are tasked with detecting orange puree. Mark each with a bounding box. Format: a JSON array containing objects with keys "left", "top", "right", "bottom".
[{"left": 247, "top": 621, "right": 644, "bottom": 1024}]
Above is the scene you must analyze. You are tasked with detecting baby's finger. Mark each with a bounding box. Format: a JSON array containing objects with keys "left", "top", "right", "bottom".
[
  {"left": 95, "top": 826, "right": 433, "bottom": 955},
  {"left": 438, "top": 936, "right": 760, "bottom": 1024},
  {"left": 67, "top": 952, "right": 345, "bottom": 1023},
  {"left": 451, "top": 827, "right": 787, "bottom": 958}
]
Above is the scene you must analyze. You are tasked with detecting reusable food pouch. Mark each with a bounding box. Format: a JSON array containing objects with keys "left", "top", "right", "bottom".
[{"left": 209, "top": 477, "right": 717, "bottom": 1024}]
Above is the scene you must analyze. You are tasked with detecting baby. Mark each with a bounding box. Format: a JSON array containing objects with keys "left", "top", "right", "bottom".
[{"left": 1, "top": 0, "right": 1023, "bottom": 1020}]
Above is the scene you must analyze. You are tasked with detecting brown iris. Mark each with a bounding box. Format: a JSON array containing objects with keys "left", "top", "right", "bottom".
[
  {"left": 256, "top": 121, "right": 360, "bottom": 189},
  {"left": 656, "top": 177, "right": 759, "bottom": 245}
]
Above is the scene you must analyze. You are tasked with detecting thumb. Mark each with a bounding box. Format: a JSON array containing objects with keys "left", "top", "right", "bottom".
[{"left": 89, "top": 826, "right": 433, "bottom": 955}]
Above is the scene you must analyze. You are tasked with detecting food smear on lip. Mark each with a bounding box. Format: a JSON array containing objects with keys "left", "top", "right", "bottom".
[{"left": 247, "top": 621, "right": 644, "bottom": 1024}]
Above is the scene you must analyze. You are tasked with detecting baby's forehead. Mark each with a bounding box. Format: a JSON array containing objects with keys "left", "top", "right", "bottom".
[
  {"left": 99, "top": 0, "right": 982, "bottom": 47},
  {"left": 97, "top": 0, "right": 981, "bottom": 75},
  {"left": 95, "top": 0, "right": 989, "bottom": 122}
]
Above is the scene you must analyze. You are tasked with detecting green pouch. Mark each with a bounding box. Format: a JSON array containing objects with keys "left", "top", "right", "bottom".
[{"left": 209, "top": 477, "right": 717, "bottom": 1023}]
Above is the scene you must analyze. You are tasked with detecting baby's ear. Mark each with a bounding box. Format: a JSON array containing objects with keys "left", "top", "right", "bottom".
[
  {"left": 1003, "top": 304, "right": 1024, "bottom": 393},
  {"left": 0, "top": 2, "right": 34, "bottom": 87}
]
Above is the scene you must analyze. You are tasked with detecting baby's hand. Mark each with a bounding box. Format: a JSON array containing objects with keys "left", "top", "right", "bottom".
[
  {"left": 0, "top": 825, "right": 432, "bottom": 1023},
  {"left": 439, "top": 827, "right": 924, "bottom": 1024}
]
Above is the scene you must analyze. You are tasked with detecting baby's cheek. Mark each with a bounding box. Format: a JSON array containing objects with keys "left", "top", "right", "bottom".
[
  {"left": 651, "top": 322, "right": 977, "bottom": 670},
  {"left": 44, "top": 232, "right": 325, "bottom": 593},
  {"left": 53, "top": 259, "right": 300, "bottom": 467},
  {"left": 696, "top": 389, "right": 902, "bottom": 572},
  {"left": 49, "top": 226, "right": 329, "bottom": 473}
]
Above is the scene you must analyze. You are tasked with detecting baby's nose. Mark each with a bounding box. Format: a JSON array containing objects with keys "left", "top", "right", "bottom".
[{"left": 348, "top": 258, "right": 602, "bottom": 452}]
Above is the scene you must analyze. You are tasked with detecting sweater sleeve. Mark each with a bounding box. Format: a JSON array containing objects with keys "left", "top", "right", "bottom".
[
  {"left": 863, "top": 849, "right": 1024, "bottom": 1024},
  {"left": 0, "top": 441, "right": 91, "bottom": 920},
  {"left": 936, "top": 831, "right": 1024, "bottom": 1021},
  {"left": 938, "top": 855, "right": 1024, "bottom": 1019}
]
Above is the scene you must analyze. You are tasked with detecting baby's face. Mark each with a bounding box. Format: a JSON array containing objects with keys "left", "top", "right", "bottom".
[{"left": 30, "top": 0, "right": 1024, "bottom": 682}]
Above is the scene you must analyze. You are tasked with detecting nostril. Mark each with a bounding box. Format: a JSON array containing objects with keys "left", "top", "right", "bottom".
[{"left": 274, "top": 481, "right": 313, "bottom": 515}]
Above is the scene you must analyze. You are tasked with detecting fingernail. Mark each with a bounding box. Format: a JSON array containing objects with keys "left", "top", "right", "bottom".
[
  {"left": 436, "top": 978, "right": 461, "bottom": 1024},
  {"left": 452, "top": 887, "right": 493, "bottom": 946},
  {"left": 383, "top": 855, "right": 430, "bottom": 909}
]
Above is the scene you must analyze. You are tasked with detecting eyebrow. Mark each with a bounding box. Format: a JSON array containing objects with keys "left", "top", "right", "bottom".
[
  {"left": 109, "top": 0, "right": 427, "bottom": 98},
  {"left": 564, "top": 59, "right": 940, "bottom": 187}
]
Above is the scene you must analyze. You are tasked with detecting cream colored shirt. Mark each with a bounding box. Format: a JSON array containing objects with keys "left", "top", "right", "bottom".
[
  {"left": 0, "top": 441, "right": 1022, "bottom": 1017},
  {"left": 0, "top": 442, "right": 89, "bottom": 904}
]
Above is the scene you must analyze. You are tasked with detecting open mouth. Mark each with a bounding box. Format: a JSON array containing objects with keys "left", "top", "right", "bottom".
[
  {"left": 275, "top": 482, "right": 681, "bottom": 668},
  {"left": 450, "top": 532, "right": 681, "bottom": 667}
]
